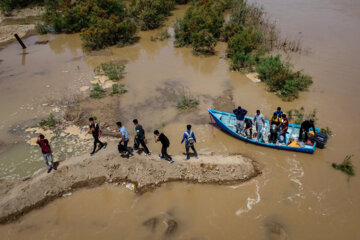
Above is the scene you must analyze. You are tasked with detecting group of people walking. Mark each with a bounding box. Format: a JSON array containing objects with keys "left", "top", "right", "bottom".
[{"left": 233, "top": 106, "right": 316, "bottom": 145}]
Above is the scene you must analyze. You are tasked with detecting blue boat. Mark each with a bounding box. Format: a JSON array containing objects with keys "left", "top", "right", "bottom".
[{"left": 208, "top": 109, "right": 319, "bottom": 154}]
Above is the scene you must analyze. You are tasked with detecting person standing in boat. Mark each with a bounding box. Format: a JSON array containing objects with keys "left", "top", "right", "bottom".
[
  {"left": 233, "top": 106, "right": 248, "bottom": 134},
  {"left": 244, "top": 118, "right": 253, "bottom": 139},
  {"left": 278, "top": 114, "right": 289, "bottom": 144},
  {"left": 299, "top": 119, "right": 316, "bottom": 142},
  {"left": 181, "top": 124, "right": 198, "bottom": 160},
  {"left": 269, "top": 112, "right": 281, "bottom": 144},
  {"left": 254, "top": 110, "right": 265, "bottom": 142},
  {"left": 274, "top": 107, "right": 283, "bottom": 118}
]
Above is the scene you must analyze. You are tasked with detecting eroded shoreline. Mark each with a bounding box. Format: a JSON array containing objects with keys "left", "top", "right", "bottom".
[{"left": 0, "top": 141, "right": 261, "bottom": 224}]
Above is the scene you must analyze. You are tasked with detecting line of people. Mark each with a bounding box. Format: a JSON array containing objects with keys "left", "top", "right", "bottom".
[{"left": 233, "top": 106, "right": 316, "bottom": 145}]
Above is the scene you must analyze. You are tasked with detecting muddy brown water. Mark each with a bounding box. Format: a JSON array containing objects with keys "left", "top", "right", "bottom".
[{"left": 0, "top": 1, "right": 360, "bottom": 239}]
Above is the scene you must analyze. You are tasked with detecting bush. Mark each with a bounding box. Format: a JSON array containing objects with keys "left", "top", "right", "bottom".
[
  {"left": 0, "top": 0, "right": 44, "bottom": 14},
  {"left": 191, "top": 30, "right": 217, "bottom": 55},
  {"left": 94, "top": 62, "right": 125, "bottom": 80},
  {"left": 174, "top": 0, "right": 227, "bottom": 54},
  {"left": 256, "top": 55, "right": 312, "bottom": 100},
  {"left": 35, "top": 23, "right": 48, "bottom": 34},
  {"left": 38, "top": 113, "right": 59, "bottom": 129},
  {"left": 43, "top": 0, "right": 137, "bottom": 50},
  {"left": 130, "top": 0, "right": 175, "bottom": 30},
  {"left": 90, "top": 83, "right": 106, "bottom": 99}
]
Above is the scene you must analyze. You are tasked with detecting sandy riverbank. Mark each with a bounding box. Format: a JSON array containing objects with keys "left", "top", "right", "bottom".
[{"left": 0, "top": 141, "right": 261, "bottom": 224}]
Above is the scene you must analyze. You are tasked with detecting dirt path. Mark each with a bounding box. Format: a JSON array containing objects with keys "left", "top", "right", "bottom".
[{"left": 0, "top": 141, "right": 261, "bottom": 224}]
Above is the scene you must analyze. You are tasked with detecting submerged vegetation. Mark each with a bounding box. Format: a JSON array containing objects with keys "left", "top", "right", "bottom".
[
  {"left": 38, "top": 113, "right": 59, "bottom": 129},
  {"left": 94, "top": 62, "right": 125, "bottom": 81},
  {"left": 110, "top": 84, "right": 127, "bottom": 96},
  {"left": 176, "top": 88, "right": 199, "bottom": 110},
  {"left": 332, "top": 155, "right": 355, "bottom": 177},
  {"left": 90, "top": 83, "right": 106, "bottom": 99},
  {"left": 287, "top": 107, "right": 318, "bottom": 125},
  {"left": 150, "top": 29, "right": 170, "bottom": 41}
]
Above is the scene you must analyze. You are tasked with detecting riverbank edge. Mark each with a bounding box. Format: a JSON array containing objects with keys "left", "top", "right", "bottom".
[{"left": 0, "top": 142, "right": 261, "bottom": 224}]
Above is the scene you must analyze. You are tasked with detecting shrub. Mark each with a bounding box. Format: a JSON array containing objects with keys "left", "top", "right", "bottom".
[
  {"left": 94, "top": 62, "right": 125, "bottom": 81},
  {"left": 150, "top": 29, "right": 170, "bottom": 41},
  {"left": 227, "top": 26, "right": 261, "bottom": 57},
  {"left": 43, "top": 0, "right": 137, "bottom": 50},
  {"left": 0, "top": 0, "right": 44, "bottom": 14},
  {"left": 35, "top": 23, "right": 48, "bottom": 34},
  {"left": 332, "top": 155, "right": 355, "bottom": 177},
  {"left": 130, "top": 0, "right": 175, "bottom": 30},
  {"left": 256, "top": 55, "right": 312, "bottom": 100},
  {"left": 174, "top": 0, "right": 227, "bottom": 54},
  {"left": 38, "top": 113, "right": 59, "bottom": 129},
  {"left": 110, "top": 84, "right": 127, "bottom": 96},
  {"left": 176, "top": 88, "right": 199, "bottom": 110},
  {"left": 90, "top": 83, "right": 106, "bottom": 99},
  {"left": 191, "top": 30, "right": 217, "bottom": 55}
]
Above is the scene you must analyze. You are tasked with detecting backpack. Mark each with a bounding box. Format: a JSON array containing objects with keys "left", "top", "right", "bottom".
[{"left": 185, "top": 131, "right": 195, "bottom": 145}]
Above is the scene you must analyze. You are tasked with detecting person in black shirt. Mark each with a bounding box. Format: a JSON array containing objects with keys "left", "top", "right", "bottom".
[
  {"left": 299, "top": 119, "right": 316, "bottom": 142},
  {"left": 86, "top": 117, "right": 106, "bottom": 155},
  {"left": 154, "top": 130, "right": 173, "bottom": 163},
  {"left": 133, "top": 119, "right": 150, "bottom": 155}
]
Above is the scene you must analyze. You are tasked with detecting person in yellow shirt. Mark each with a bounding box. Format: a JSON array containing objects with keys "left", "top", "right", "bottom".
[{"left": 269, "top": 113, "right": 280, "bottom": 143}]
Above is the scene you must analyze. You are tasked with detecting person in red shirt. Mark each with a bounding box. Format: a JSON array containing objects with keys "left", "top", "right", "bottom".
[
  {"left": 36, "top": 134, "right": 56, "bottom": 173},
  {"left": 278, "top": 114, "right": 289, "bottom": 144}
]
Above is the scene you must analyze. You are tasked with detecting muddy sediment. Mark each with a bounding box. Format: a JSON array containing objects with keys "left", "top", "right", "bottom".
[{"left": 0, "top": 142, "right": 260, "bottom": 224}]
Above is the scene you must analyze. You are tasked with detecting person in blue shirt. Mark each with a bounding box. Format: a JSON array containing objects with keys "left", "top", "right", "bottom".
[
  {"left": 274, "top": 107, "right": 283, "bottom": 118},
  {"left": 233, "top": 106, "right": 247, "bottom": 134},
  {"left": 181, "top": 124, "right": 198, "bottom": 160},
  {"left": 112, "top": 122, "right": 133, "bottom": 157}
]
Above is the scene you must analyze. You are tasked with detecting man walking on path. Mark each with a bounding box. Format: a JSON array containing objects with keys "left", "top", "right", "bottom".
[
  {"left": 113, "top": 122, "right": 133, "bottom": 157},
  {"left": 36, "top": 134, "right": 56, "bottom": 173},
  {"left": 133, "top": 119, "right": 150, "bottom": 156},
  {"left": 86, "top": 117, "right": 106, "bottom": 155},
  {"left": 233, "top": 106, "right": 248, "bottom": 134},
  {"left": 181, "top": 124, "right": 198, "bottom": 160},
  {"left": 154, "top": 130, "right": 173, "bottom": 163},
  {"left": 254, "top": 110, "right": 265, "bottom": 142}
]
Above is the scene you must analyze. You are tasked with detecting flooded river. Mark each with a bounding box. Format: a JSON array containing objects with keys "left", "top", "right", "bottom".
[{"left": 0, "top": 0, "right": 360, "bottom": 239}]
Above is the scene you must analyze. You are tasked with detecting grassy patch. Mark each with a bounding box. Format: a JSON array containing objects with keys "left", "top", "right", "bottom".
[
  {"left": 320, "top": 127, "right": 333, "bottom": 137},
  {"left": 38, "top": 113, "right": 59, "bottom": 129},
  {"left": 286, "top": 107, "right": 317, "bottom": 125},
  {"left": 332, "top": 155, "right": 355, "bottom": 177},
  {"left": 90, "top": 83, "right": 106, "bottom": 99},
  {"left": 150, "top": 29, "right": 170, "bottom": 41},
  {"left": 110, "top": 84, "right": 127, "bottom": 96},
  {"left": 94, "top": 62, "right": 125, "bottom": 81},
  {"left": 176, "top": 88, "right": 199, "bottom": 110},
  {"left": 256, "top": 55, "right": 313, "bottom": 101}
]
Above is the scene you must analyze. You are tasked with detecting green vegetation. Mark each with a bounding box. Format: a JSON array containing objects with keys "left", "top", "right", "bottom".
[
  {"left": 38, "top": 113, "right": 59, "bottom": 129},
  {"left": 42, "top": 0, "right": 138, "bottom": 50},
  {"left": 176, "top": 88, "right": 199, "bottom": 110},
  {"left": 130, "top": 0, "right": 175, "bottom": 30},
  {"left": 320, "top": 127, "right": 333, "bottom": 137},
  {"left": 332, "top": 155, "right": 355, "bottom": 177},
  {"left": 174, "top": 0, "right": 230, "bottom": 55},
  {"left": 90, "top": 83, "right": 106, "bottom": 99},
  {"left": 286, "top": 107, "right": 317, "bottom": 125},
  {"left": 35, "top": 23, "right": 48, "bottom": 34},
  {"left": 256, "top": 55, "right": 313, "bottom": 100},
  {"left": 0, "top": 0, "right": 44, "bottom": 14},
  {"left": 110, "top": 84, "right": 127, "bottom": 96},
  {"left": 94, "top": 62, "right": 125, "bottom": 81},
  {"left": 150, "top": 29, "right": 170, "bottom": 41}
]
